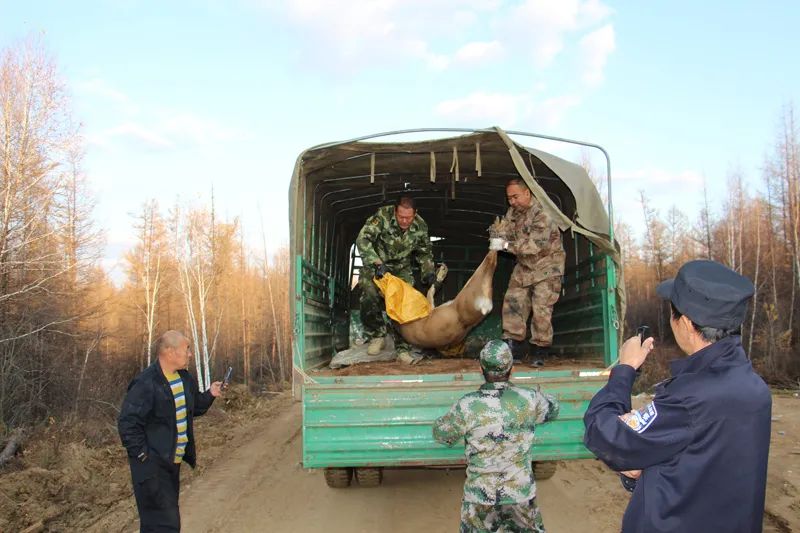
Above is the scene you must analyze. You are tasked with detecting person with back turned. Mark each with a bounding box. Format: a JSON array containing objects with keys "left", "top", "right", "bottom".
[
  {"left": 583, "top": 260, "right": 771, "bottom": 533},
  {"left": 433, "top": 340, "right": 559, "bottom": 532}
]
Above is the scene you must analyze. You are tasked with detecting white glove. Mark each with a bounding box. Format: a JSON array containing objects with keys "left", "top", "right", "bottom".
[{"left": 489, "top": 237, "right": 509, "bottom": 251}]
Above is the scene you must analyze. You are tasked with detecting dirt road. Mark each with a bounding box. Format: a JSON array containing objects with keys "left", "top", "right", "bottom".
[
  {"left": 173, "top": 401, "right": 625, "bottom": 533},
  {"left": 96, "top": 393, "right": 798, "bottom": 533}
]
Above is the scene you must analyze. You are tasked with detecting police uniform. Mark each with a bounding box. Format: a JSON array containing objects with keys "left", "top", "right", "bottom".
[
  {"left": 356, "top": 205, "right": 435, "bottom": 353},
  {"left": 433, "top": 340, "right": 560, "bottom": 532},
  {"left": 496, "top": 195, "right": 565, "bottom": 348},
  {"left": 583, "top": 260, "right": 772, "bottom": 533}
]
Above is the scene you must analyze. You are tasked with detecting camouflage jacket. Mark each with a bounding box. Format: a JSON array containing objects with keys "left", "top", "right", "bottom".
[
  {"left": 500, "top": 196, "right": 566, "bottom": 287},
  {"left": 433, "top": 381, "right": 559, "bottom": 505},
  {"left": 356, "top": 206, "right": 434, "bottom": 279}
]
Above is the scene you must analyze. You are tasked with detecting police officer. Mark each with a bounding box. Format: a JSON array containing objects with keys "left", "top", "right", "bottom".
[
  {"left": 490, "top": 178, "right": 566, "bottom": 365},
  {"left": 583, "top": 260, "right": 772, "bottom": 533},
  {"left": 356, "top": 196, "right": 435, "bottom": 365},
  {"left": 433, "top": 340, "right": 559, "bottom": 532}
]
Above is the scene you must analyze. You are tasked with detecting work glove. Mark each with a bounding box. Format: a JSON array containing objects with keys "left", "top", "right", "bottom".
[
  {"left": 374, "top": 263, "right": 389, "bottom": 279},
  {"left": 489, "top": 237, "right": 510, "bottom": 251}
]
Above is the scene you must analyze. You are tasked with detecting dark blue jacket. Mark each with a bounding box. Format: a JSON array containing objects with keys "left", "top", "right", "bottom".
[
  {"left": 584, "top": 336, "right": 771, "bottom": 533},
  {"left": 118, "top": 361, "right": 214, "bottom": 482}
]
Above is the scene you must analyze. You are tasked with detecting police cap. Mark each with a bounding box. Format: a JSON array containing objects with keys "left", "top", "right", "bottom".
[{"left": 656, "top": 260, "right": 754, "bottom": 330}]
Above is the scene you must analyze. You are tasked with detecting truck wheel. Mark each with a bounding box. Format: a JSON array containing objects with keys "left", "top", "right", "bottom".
[
  {"left": 355, "top": 467, "right": 383, "bottom": 487},
  {"left": 324, "top": 467, "right": 353, "bottom": 488},
  {"left": 533, "top": 461, "right": 558, "bottom": 480}
]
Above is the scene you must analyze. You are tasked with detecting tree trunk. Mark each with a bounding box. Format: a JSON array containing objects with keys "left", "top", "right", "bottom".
[
  {"left": 748, "top": 201, "right": 761, "bottom": 358},
  {"left": 0, "top": 427, "right": 27, "bottom": 467}
]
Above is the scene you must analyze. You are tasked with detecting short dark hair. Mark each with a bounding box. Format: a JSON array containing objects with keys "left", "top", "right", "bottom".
[
  {"left": 670, "top": 302, "right": 739, "bottom": 343},
  {"left": 506, "top": 178, "right": 529, "bottom": 190},
  {"left": 395, "top": 196, "right": 416, "bottom": 211},
  {"left": 482, "top": 369, "right": 511, "bottom": 383}
]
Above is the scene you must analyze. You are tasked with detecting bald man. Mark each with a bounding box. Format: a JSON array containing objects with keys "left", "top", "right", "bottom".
[{"left": 118, "top": 331, "right": 223, "bottom": 532}]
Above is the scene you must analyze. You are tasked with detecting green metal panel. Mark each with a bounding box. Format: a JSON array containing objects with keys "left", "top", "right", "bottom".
[
  {"left": 302, "top": 371, "right": 607, "bottom": 468},
  {"left": 290, "top": 129, "right": 622, "bottom": 470}
]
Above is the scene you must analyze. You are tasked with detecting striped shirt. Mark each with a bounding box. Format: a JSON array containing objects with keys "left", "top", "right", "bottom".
[{"left": 165, "top": 371, "right": 189, "bottom": 464}]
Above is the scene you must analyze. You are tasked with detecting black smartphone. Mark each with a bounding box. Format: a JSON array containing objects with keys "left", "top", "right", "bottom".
[
  {"left": 222, "top": 366, "right": 233, "bottom": 388},
  {"left": 636, "top": 325, "right": 650, "bottom": 345}
]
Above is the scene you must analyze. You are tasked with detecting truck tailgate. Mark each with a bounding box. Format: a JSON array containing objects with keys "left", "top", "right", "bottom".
[{"left": 302, "top": 370, "right": 607, "bottom": 468}]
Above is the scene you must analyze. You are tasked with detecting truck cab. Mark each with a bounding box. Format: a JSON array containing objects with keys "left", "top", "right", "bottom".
[{"left": 289, "top": 127, "right": 622, "bottom": 487}]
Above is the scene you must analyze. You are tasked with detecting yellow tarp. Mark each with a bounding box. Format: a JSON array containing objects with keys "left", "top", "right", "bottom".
[{"left": 373, "top": 273, "right": 432, "bottom": 324}]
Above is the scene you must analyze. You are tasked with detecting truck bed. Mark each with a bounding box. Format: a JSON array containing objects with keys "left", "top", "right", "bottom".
[{"left": 312, "top": 355, "right": 605, "bottom": 376}]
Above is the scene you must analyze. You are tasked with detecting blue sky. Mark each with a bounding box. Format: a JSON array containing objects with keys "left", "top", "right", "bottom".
[{"left": 2, "top": 1, "right": 798, "bottom": 277}]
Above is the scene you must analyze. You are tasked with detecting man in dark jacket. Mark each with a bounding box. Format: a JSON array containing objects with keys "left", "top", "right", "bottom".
[
  {"left": 118, "top": 330, "right": 223, "bottom": 532},
  {"left": 584, "top": 260, "right": 771, "bottom": 533}
]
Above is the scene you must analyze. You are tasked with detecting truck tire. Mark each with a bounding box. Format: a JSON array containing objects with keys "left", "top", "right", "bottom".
[
  {"left": 324, "top": 467, "right": 353, "bottom": 488},
  {"left": 355, "top": 467, "right": 383, "bottom": 487},
  {"left": 533, "top": 461, "right": 558, "bottom": 480}
]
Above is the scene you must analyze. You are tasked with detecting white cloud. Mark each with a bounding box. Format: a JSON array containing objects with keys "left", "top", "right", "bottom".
[
  {"left": 435, "top": 91, "right": 529, "bottom": 126},
  {"left": 453, "top": 41, "right": 504, "bottom": 66},
  {"left": 74, "top": 78, "right": 139, "bottom": 114},
  {"left": 88, "top": 112, "right": 245, "bottom": 152},
  {"left": 266, "top": 0, "right": 510, "bottom": 71},
  {"left": 92, "top": 122, "right": 174, "bottom": 150},
  {"left": 579, "top": 24, "right": 615, "bottom": 86},
  {"left": 267, "top": 0, "right": 615, "bottom": 85},
  {"left": 496, "top": 0, "right": 613, "bottom": 67},
  {"left": 434, "top": 91, "right": 581, "bottom": 128}
]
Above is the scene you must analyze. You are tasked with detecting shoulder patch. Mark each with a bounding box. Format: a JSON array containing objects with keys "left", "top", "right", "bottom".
[
  {"left": 618, "top": 402, "right": 658, "bottom": 434},
  {"left": 370, "top": 217, "right": 380, "bottom": 226}
]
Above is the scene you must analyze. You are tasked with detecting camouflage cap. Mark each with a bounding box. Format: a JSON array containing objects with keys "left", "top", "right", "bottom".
[{"left": 479, "top": 340, "right": 513, "bottom": 375}]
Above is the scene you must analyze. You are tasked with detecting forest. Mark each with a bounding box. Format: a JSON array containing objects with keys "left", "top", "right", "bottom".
[{"left": 1, "top": 38, "right": 798, "bottom": 438}]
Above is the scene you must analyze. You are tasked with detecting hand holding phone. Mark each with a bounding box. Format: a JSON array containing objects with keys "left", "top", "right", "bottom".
[
  {"left": 636, "top": 325, "right": 650, "bottom": 345},
  {"left": 222, "top": 366, "right": 233, "bottom": 390}
]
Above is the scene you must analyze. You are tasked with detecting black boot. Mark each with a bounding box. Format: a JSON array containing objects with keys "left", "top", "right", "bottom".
[
  {"left": 504, "top": 339, "right": 529, "bottom": 360},
  {"left": 529, "top": 345, "right": 549, "bottom": 367}
]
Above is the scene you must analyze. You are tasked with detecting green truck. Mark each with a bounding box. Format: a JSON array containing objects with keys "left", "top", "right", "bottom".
[{"left": 289, "top": 127, "right": 623, "bottom": 488}]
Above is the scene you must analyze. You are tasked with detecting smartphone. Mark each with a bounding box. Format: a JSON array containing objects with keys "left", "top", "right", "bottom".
[
  {"left": 636, "top": 325, "right": 650, "bottom": 345},
  {"left": 222, "top": 366, "right": 233, "bottom": 388}
]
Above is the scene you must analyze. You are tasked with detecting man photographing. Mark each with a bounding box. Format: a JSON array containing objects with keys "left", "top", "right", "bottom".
[
  {"left": 118, "top": 331, "right": 224, "bottom": 532},
  {"left": 583, "top": 260, "right": 771, "bottom": 532}
]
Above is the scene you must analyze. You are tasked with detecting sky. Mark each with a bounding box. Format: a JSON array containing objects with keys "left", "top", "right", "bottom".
[{"left": 1, "top": 0, "right": 798, "bottom": 279}]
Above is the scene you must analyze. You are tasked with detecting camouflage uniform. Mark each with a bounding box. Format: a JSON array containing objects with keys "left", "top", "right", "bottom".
[
  {"left": 497, "top": 196, "right": 566, "bottom": 346},
  {"left": 433, "top": 341, "right": 560, "bottom": 533},
  {"left": 356, "top": 206, "right": 435, "bottom": 351}
]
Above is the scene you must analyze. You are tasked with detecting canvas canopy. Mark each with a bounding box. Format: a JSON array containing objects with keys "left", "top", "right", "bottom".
[{"left": 288, "top": 127, "right": 625, "bottom": 332}]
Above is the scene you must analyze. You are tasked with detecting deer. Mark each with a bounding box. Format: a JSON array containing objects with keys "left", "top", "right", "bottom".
[{"left": 397, "top": 250, "right": 497, "bottom": 350}]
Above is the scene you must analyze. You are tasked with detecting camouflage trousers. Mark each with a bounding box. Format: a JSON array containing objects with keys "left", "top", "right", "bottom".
[
  {"left": 359, "top": 267, "right": 412, "bottom": 352},
  {"left": 502, "top": 276, "right": 562, "bottom": 346},
  {"left": 460, "top": 497, "right": 545, "bottom": 533}
]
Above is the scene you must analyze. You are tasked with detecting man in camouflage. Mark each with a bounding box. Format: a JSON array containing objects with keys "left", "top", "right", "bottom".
[
  {"left": 356, "top": 196, "right": 435, "bottom": 364},
  {"left": 433, "top": 340, "right": 559, "bottom": 533},
  {"left": 490, "top": 178, "right": 566, "bottom": 365}
]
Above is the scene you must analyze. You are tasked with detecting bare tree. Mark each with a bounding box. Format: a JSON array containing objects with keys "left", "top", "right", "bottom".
[
  {"left": 747, "top": 200, "right": 762, "bottom": 358},
  {"left": 640, "top": 192, "right": 667, "bottom": 339},
  {"left": 127, "top": 200, "right": 165, "bottom": 367},
  {"left": 0, "top": 37, "right": 101, "bottom": 426}
]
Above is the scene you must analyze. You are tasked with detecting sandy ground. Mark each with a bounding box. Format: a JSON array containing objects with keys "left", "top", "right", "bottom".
[{"left": 86, "top": 392, "right": 799, "bottom": 533}]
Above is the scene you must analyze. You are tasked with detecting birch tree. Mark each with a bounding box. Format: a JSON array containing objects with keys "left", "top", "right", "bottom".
[{"left": 127, "top": 200, "right": 166, "bottom": 367}]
